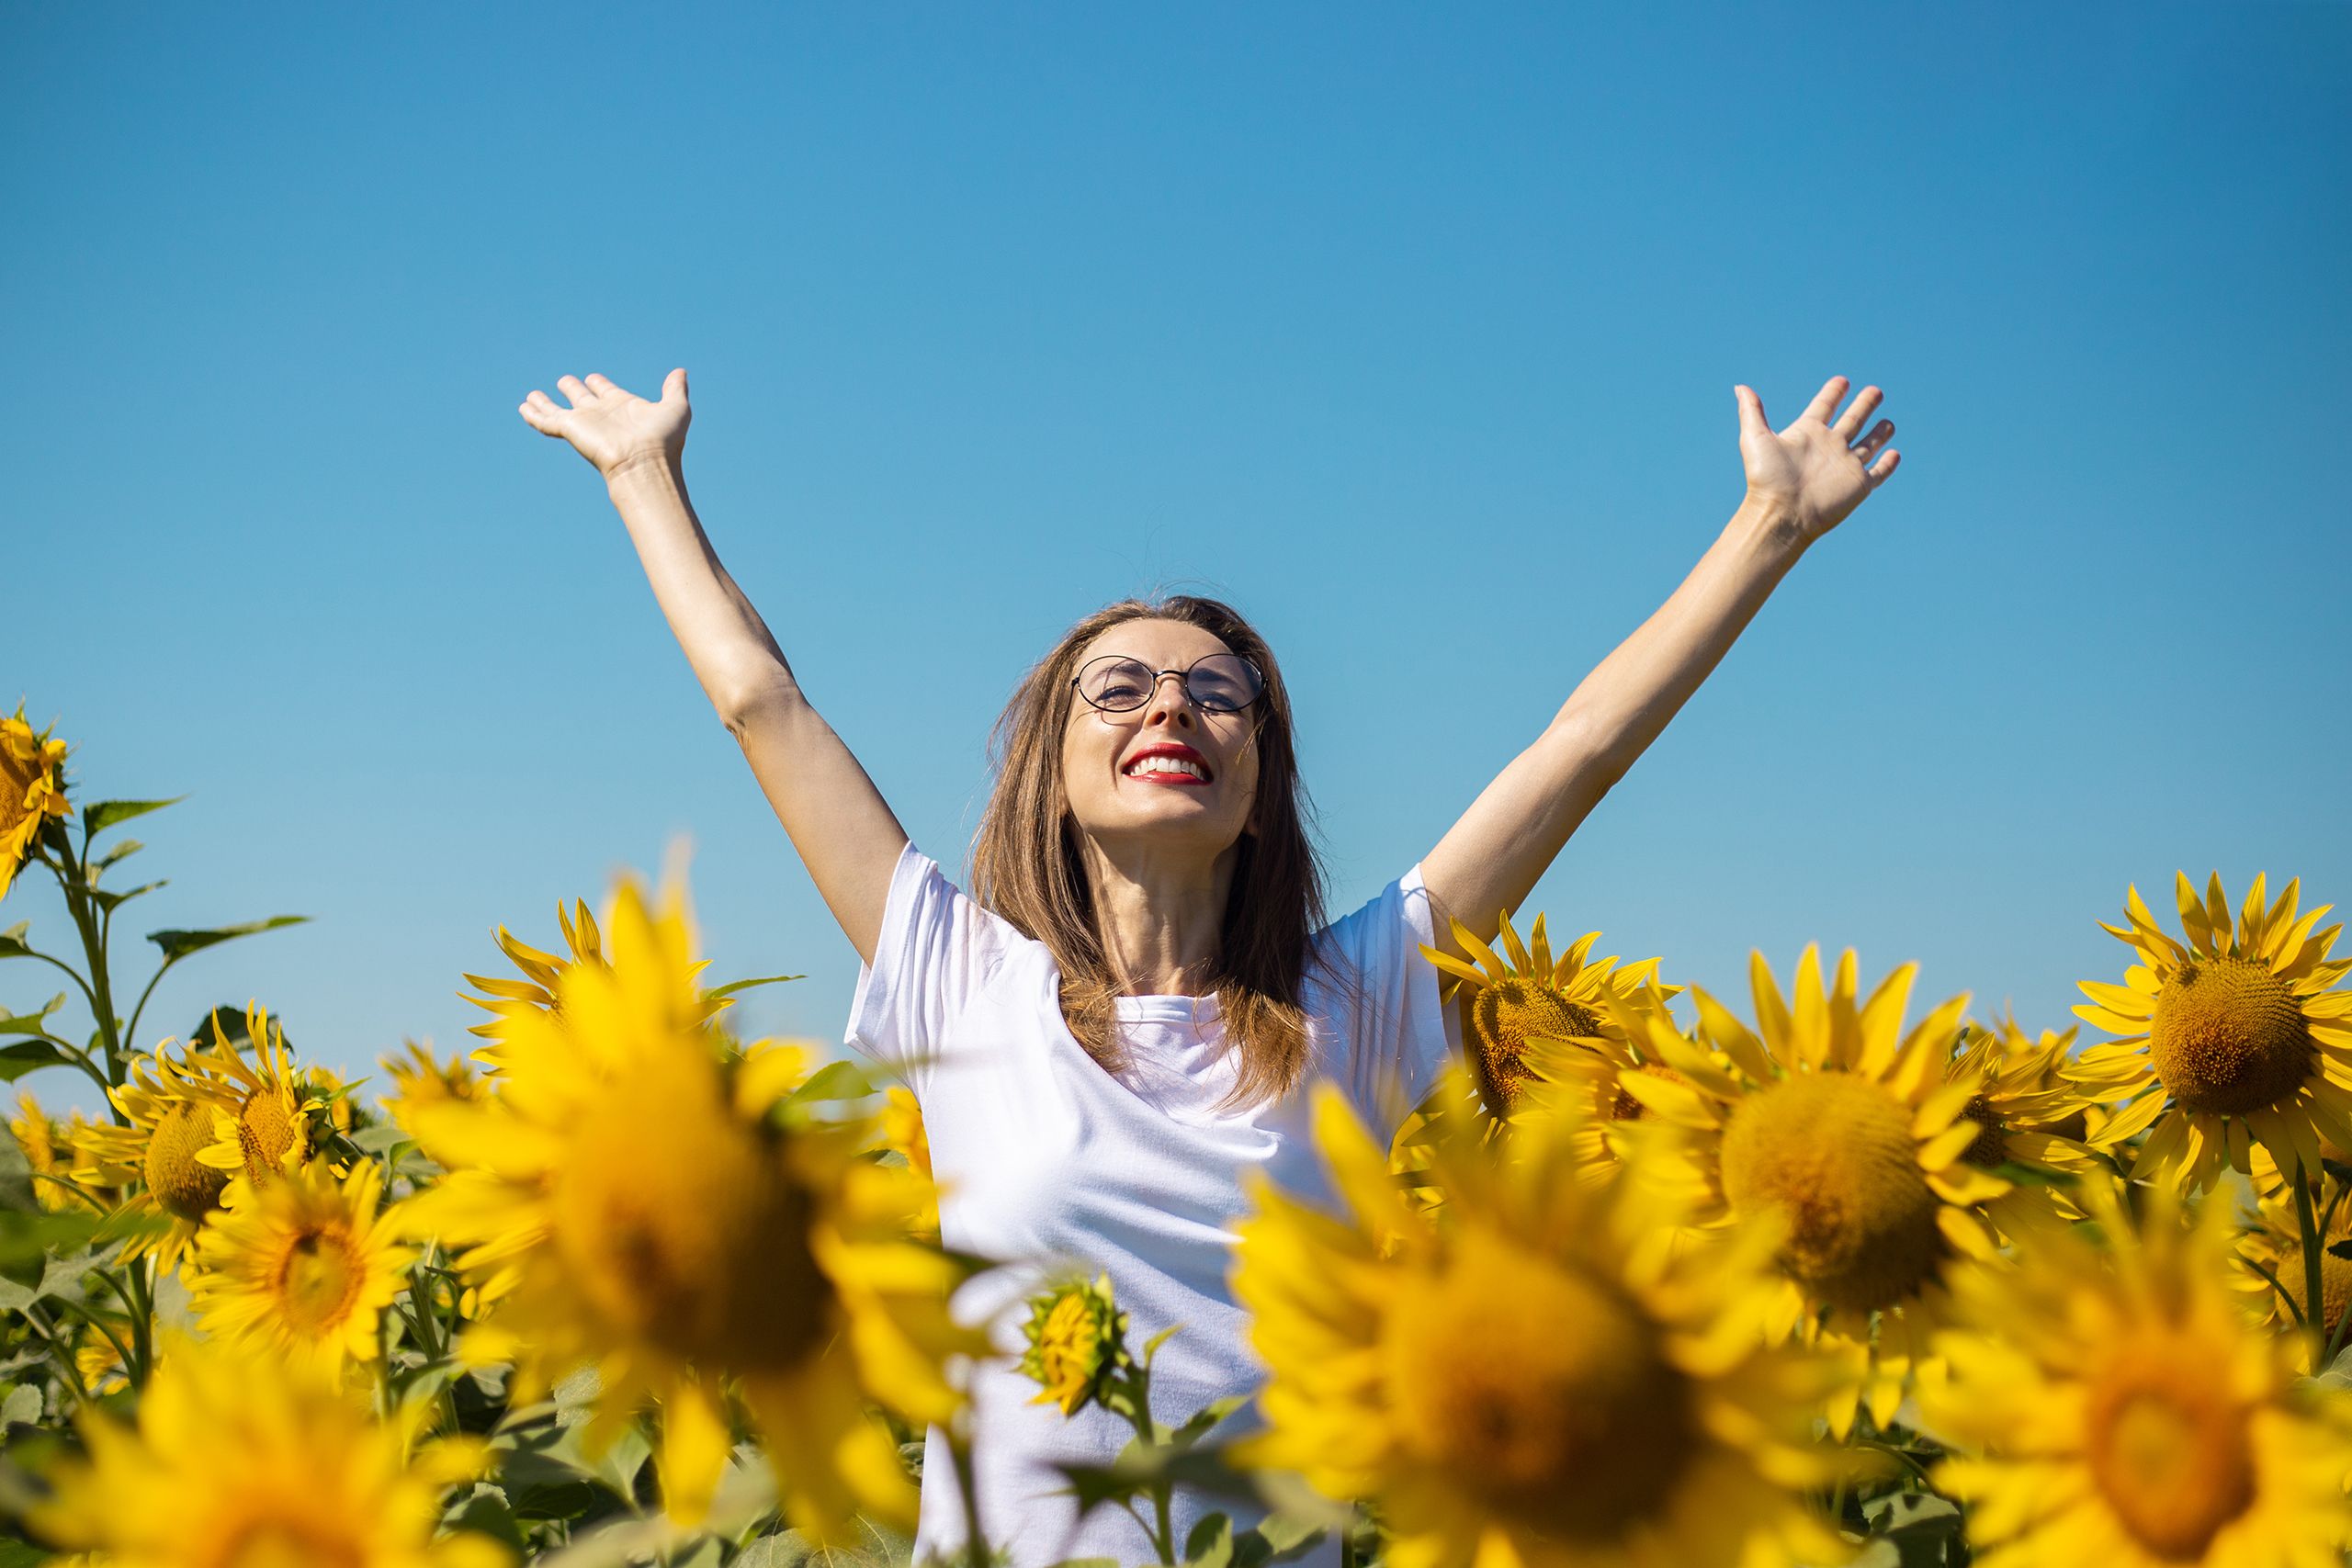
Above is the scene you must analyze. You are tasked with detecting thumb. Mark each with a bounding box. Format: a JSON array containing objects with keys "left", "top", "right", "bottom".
[
  {"left": 1734, "top": 384, "right": 1769, "bottom": 439},
  {"left": 662, "top": 367, "right": 689, "bottom": 405}
]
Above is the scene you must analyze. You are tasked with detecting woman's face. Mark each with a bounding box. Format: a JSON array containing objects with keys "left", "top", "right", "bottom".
[{"left": 1059, "top": 617, "right": 1263, "bottom": 864}]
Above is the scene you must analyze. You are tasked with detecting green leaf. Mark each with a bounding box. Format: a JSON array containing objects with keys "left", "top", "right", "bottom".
[
  {"left": 0, "top": 1381, "right": 41, "bottom": 1427},
  {"left": 82, "top": 798, "right": 183, "bottom": 838},
  {"left": 786, "top": 1058, "right": 877, "bottom": 1106},
  {"left": 147, "top": 914, "right": 310, "bottom": 964},
  {"left": 1172, "top": 1393, "right": 1250, "bottom": 1449},
  {"left": 1185, "top": 1514, "right": 1235, "bottom": 1568},
  {"left": 0, "top": 994, "right": 68, "bottom": 1036},
  {"left": 92, "top": 878, "right": 167, "bottom": 914},
  {"left": 1989, "top": 1159, "right": 2080, "bottom": 1190},
  {"left": 706, "top": 972, "right": 802, "bottom": 1000},
  {"left": 439, "top": 1482, "right": 528, "bottom": 1553},
  {"left": 2329, "top": 1238, "right": 2352, "bottom": 1262},
  {"left": 0, "top": 1121, "right": 35, "bottom": 1214},
  {"left": 91, "top": 838, "right": 145, "bottom": 874},
  {"left": 0, "top": 1207, "right": 170, "bottom": 1269},
  {"left": 0, "top": 922, "right": 31, "bottom": 961},
  {"left": 349, "top": 1124, "right": 413, "bottom": 1156},
  {"left": 0, "top": 1540, "right": 57, "bottom": 1568},
  {"left": 0, "top": 1040, "right": 74, "bottom": 1083}
]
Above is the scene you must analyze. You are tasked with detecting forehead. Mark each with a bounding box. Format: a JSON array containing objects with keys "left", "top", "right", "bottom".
[{"left": 1076, "top": 617, "right": 1237, "bottom": 668}]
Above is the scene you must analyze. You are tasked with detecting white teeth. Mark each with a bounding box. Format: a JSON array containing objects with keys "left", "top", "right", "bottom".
[{"left": 1126, "top": 755, "right": 1207, "bottom": 780}]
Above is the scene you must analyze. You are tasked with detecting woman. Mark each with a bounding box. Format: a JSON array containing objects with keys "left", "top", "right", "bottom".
[{"left": 519, "top": 367, "right": 1899, "bottom": 1562}]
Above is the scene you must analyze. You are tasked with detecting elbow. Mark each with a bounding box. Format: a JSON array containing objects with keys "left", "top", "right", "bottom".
[{"left": 712, "top": 666, "right": 802, "bottom": 737}]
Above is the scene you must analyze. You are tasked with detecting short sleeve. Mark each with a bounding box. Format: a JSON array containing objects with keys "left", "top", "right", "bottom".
[
  {"left": 844, "top": 841, "right": 1023, "bottom": 1099},
  {"left": 1308, "top": 863, "right": 1462, "bottom": 1138}
]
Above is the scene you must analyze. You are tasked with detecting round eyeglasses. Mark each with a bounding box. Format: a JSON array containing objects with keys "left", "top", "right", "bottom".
[{"left": 1071, "top": 652, "right": 1264, "bottom": 715}]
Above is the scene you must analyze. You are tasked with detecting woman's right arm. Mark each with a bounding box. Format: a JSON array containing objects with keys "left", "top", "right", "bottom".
[{"left": 520, "top": 368, "right": 908, "bottom": 963}]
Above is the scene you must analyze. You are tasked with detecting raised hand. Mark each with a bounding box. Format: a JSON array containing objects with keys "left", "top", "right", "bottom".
[
  {"left": 1734, "top": 375, "right": 1900, "bottom": 542},
  {"left": 519, "top": 369, "right": 692, "bottom": 480}
]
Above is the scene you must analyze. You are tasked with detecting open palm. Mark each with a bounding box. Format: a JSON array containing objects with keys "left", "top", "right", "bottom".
[
  {"left": 1736, "top": 375, "right": 1900, "bottom": 542},
  {"left": 520, "top": 369, "right": 692, "bottom": 479}
]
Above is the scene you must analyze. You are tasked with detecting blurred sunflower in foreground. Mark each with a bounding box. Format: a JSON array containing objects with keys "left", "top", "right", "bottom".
[
  {"left": 1601, "top": 948, "right": 2008, "bottom": 1431},
  {"left": 2070, "top": 873, "right": 2352, "bottom": 1191},
  {"left": 1234, "top": 1073, "right": 1844, "bottom": 1568},
  {"left": 33, "top": 1334, "right": 511, "bottom": 1568},
  {"left": 1, "top": 703, "right": 72, "bottom": 901},
  {"left": 1928, "top": 1175, "right": 2352, "bottom": 1568},
  {"left": 401, "top": 874, "right": 982, "bottom": 1537},
  {"left": 1421, "top": 912, "right": 1673, "bottom": 1116}
]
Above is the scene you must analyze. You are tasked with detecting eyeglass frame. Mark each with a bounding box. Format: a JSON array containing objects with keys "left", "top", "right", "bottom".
[{"left": 1068, "top": 651, "right": 1266, "bottom": 716}]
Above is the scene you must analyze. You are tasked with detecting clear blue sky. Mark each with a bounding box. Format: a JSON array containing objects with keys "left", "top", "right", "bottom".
[{"left": 6, "top": 4, "right": 2348, "bottom": 1109}]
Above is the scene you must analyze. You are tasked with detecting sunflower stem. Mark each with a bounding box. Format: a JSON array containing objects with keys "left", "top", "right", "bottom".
[
  {"left": 43, "top": 843, "right": 124, "bottom": 1080},
  {"left": 48, "top": 1293, "right": 137, "bottom": 1385},
  {"left": 2294, "top": 1159, "right": 2325, "bottom": 1371},
  {"left": 2245, "top": 1256, "right": 2306, "bottom": 1330},
  {"left": 123, "top": 1254, "right": 153, "bottom": 1387}
]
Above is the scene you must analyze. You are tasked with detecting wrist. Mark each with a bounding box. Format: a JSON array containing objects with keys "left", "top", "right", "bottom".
[
  {"left": 1728, "top": 491, "right": 1811, "bottom": 562},
  {"left": 604, "top": 447, "right": 685, "bottom": 491}
]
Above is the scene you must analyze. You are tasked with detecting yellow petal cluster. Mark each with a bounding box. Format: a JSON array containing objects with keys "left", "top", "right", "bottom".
[
  {"left": 1, "top": 704, "right": 71, "bottom": 902},
  {"left": 400, "top": 873, "right": 983, "bottom": 1538},
  {"left": 33, "top": 1333, "right": 510, "bottom": 1568},
  {"left": 2070, "top": 873, "right": 2352, "bottom": 1191},
  {"left": 1928, "top": 1174, "right": 2352, "bottom": 1568},
  {"left": 1598, "top": 947, "right": 2007, "bottom": 1432},
  {"left": 1420, "top": 912, "right": 1674, "bottom": 1116},
  {"left": 1234, "top": 1072, "right": 1845, "bottom": 1568},
  {"left": 190, "top": 1156, "right": 416, "bottom": 1381}
]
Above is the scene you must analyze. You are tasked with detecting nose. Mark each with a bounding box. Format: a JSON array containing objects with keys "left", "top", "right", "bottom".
[{"left": 1141, "top": 671, "right": 1198, "bottom": 729}]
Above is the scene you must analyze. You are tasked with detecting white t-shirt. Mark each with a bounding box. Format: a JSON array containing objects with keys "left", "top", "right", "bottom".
[{"left": 845, "top": 840, "right": 1456, "bottom": 1566}]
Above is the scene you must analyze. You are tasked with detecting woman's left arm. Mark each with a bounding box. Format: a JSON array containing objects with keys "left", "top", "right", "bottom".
[{"left": 1419, "top": 374, "right": 1901, "bottom": 951}]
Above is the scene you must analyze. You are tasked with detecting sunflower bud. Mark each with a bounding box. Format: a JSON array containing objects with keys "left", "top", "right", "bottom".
[{"left": 1018, "top": 1272, "right": 1130, "bottom": 1416}]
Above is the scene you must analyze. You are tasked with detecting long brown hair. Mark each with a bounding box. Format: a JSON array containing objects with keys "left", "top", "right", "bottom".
[{"left": 969, "top": 595, "right": 1325, "bottom": 1108}]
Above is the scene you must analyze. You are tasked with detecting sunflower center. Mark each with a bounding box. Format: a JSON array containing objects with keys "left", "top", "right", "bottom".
[
  {"left": 1609, "top": 1063, "right": 1682, "bottom": 1123},
  {"left": 2083, "top": 1358, "right": 2256, "bottom": 1562},
  {"left": 1384, "top": 1230, "right": 1697, "bottom": 1542},
  {"left": 1469, "top": 982, "right": 1600, "bottom": 1112},
  {"left": 1958, "top": 1094, "right": 2006, "bottom": 1168},
  {"left": 1719, "top": 1072, "right": 1943, "bottom": 1314},
  {"left": 553, "top": 1052, "right": 831, "bottom": 1373},
  {"left": 144, "top": 1101, "right": 231, "bottom": 1222},
  {"left": 237, "top": 1089, "right": 300, "bottom": 1180},
  {"left": 2149, "top": 956, "right": 2313, "bottom": 1116},
  {"left": 272, "top": 1224, "right": 364, "bottom": 1333}
]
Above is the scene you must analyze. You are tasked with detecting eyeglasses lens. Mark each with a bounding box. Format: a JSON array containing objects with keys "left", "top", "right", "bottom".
[{"left": 1076, "top": 654, "right": 1261, "bottom": 713}]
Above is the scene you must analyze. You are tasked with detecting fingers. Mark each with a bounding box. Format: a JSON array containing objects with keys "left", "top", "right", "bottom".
[
  {"left": 1831, "top": 384, "right": 1883, "bottom": 440},
  {"left": 1851, "top": 417, "right": 1894, "bottom": 464},
  {"left": 583, "top": 372, "right": 630, "bottom": 401},
  {"left": 1735, "top": 384, "right": 1770, "bottom": 440},
  {"left": 1800, "top": 374, "right": 1849, "bottom": 425},
  {"left": 519, "top": 389, "right": 567, "bottom": 435},
  {"left": 1867, "top": 448, "right": 1901, "bottom": 485},
  {"left": 661, "top": 367, "right": 689, "bottom": 405},
  {"left": 555, "top": 373, "right": 594, "bottom": 409}
]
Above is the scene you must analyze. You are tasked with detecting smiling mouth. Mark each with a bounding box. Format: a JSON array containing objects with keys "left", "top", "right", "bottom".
[{"left": 1123, "top": 751, "right": 1213, "bottom": 785}]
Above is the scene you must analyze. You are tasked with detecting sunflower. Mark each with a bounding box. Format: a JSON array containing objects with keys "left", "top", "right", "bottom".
[
  {"left": 1420, "top": 911, "right": 1676, "bottom": 1117},
  {"left": 400, "top": 873, "right": 982, "bottom": 1537},
  {"left": 1, "top": 704, "right": 71, "bottom": 903},
  {"left": 1234, "top": 1072, "right": 1843, "bottom": 1568},
  {"left": 188, "top": 1000, "right": 329, "bottom": 1184},
  {"left": 1018, "top": 1273, "right": 1130, "bottom": 1417},
  {"left": 32, "top": 1332, "right": 511, "bottom": 1568},
  {"left": 2070, "top": 873, "right": 2352, "bottom": 1194},
  {"left": 2232, "top": 1163, "right": 2352, "bottom": 1343},
  {"left": 1515, "top": 992, "right": 1708, "bottom": 1184},
  {"left": 379, "top": 1039, "right": 487, "bottom": 1138},
  {"left": 189, "top": 1157, "right": 416, "bottom": 1381},
  {"left": 72, "top": 1048, "right": 250, "bottom": 1272},
  {"left": 9, "top": 1091, "right": 108, "bottom": 1213},
  {"left": 74, "top": 1323, "right": 130, "bottom": 1395},
  {"left": 1927, "top": 1173, "right": 2352, "bottom": 1568},
  {"left": 1602, "top": 948, "right": 2008, "bottom": 1432}
]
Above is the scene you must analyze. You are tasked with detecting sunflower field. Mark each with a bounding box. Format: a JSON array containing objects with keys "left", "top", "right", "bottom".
[{"left": 4, "top": 703, "right": 2351, "bottom": 1568}]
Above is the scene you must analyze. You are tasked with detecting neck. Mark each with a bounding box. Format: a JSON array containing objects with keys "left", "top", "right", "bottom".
[{"left": 1078, "top": 835, "right": 1241, "bottom": 996}]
